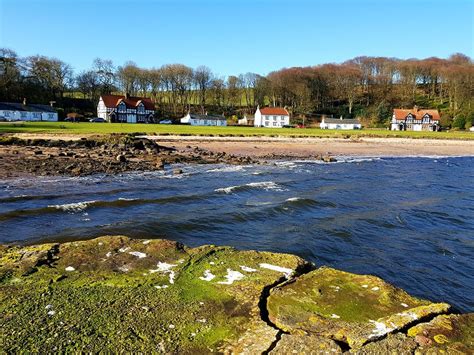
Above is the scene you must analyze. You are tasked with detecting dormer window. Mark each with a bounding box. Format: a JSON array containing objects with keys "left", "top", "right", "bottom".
[
  {"left": 137, "top": 103, "right": 145, "bottom": 112},
  {"left": 406, "top": 114, "right": 413, "bottom": 122},
  {"left": 118, "top": 102, "right": 126, "bottom": 112}
]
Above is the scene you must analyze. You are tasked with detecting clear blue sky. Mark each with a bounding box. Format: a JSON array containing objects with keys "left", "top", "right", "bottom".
[{"left": 1, "top": 0, "right": 472, "bottom": 76}]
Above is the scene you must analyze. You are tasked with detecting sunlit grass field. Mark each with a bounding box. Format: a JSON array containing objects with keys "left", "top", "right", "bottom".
[{"left": 0, "top": 122, "right": 473, "bottom": 140}]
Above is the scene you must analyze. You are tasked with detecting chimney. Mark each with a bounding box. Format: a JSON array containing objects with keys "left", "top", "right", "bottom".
[
  {"left": 125, "top": 92, "right": 130, "bottom": 99},
  {"left": 205, "top": 111, "right": 208, "bottom": 116},
  {"left": 413, "top": 105, "right": 419, "bottom": 113},
  {"left": 23, "top": 98, "right": 27, "bottom": 106},
  {"left": 340, "top": 115, "right": 343, "bottom": 120}
]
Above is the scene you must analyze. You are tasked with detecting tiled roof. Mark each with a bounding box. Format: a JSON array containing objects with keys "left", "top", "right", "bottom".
[
  {"left": 101, "top": 95, "right": 155, "bottom": 110},
  {"left": 260, "top": 107, "right": 289, "bottom": 116},
  {"left": 0, "top": 102, "right": 56, "bottom": 112},
  {"left": 323, "top": 118, "right": 361, "bottom": 124},
  {"left": 188, "top": 113, "right": 226, "bottom": 120},
  {"left": 393, "top": 109, "right": 440, "bottom": 120}
]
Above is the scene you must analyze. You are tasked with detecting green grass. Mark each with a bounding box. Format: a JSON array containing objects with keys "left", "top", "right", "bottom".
[{"left": 0, "top": 121, "right": 473, "bottom": 139}]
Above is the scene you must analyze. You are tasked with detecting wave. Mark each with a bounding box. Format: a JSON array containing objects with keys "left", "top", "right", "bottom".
[
  {"left": 215, "top": 181, "right": 286, "bottom": 194},
  {"left": 0, "top": 194, "right": 208, "bottom": 221},
  {"left": 49, "top": 200, "right": 97, "bottom": 212},
  {"left": 207, "top": 166, "right": 245, "bottom": 173}
]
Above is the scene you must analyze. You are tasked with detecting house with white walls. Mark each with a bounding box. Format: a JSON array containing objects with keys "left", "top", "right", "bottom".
[
  {"left": 320, "top": 117, "right": 361, "bottom": 130},
  {"left": 0, "top": 100, "right": 58, "bottom": 121},
  {"left": 390, "top": 107, "right": 440, "bottom": 131},
  {"left": 97, "top": 94, "right": 155, "bottom": 123},
  {"left": 180, "top": 112, "right": 227, "bottom": 126},
  {"left": 254, "top": 106, "right": 290, "bottom": 128}
]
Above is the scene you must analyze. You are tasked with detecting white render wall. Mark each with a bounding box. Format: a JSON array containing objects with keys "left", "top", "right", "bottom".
[
  {"left": 180, "top": 113, "right": 226, "bottom": 126},
  {"left": 320, "top": 121, "right": 361, "bottom": 130},
  {"left": 253, "top": 108, "right": 289, "bottom": 128},
  {"left": 0, "top": 109, "right": 57, "bottom": 121}
]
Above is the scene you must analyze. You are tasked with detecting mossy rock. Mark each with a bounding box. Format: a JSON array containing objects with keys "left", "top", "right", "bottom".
[
  {"left": 0, "top": 236, "right": 307, "bottom": 353},
  {"left": 271, "top": 333, "right": 342, "bottom": 354},
  {"left": 408, "top": 313, "right": 474, "bottom": 353},
  {"left": 350, "top": 333, "right": 418, "bottom": 354},
  {"left": 267, "top": 266, "right": 451, "bottom": 349}
]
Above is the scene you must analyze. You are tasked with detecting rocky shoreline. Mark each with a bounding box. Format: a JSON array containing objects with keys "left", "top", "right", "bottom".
[
  {"left": 0, "top": 134, "right": 344, "bottom": 179},
  {"left": 0, "top": 236, "right": 472, "bottom": 353},
  {"left": 0, "top": 135, "right": 259, "bottom": 178}
]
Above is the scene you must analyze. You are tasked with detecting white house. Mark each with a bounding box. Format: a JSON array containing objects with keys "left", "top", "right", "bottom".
[
  {"left": 254, "top": 106, "right": 290, "bottom": 128},
  {"left": 320, "top": 117, "right": 361, "bottom": 130},
  {"left": 0, "top": 101, "right": 58, "bottom": 121},
  {"left": 97, "top": 94, "right": 155, "bottom": 123},
  {"left": 180, "top": 113, "right": 227, "bottom": 126},
  {"left": 238, "top": 114, "right": 254, "bottom": 126},
  {"left": 390, "top": 107, "right": 440, "bottom": 131}
]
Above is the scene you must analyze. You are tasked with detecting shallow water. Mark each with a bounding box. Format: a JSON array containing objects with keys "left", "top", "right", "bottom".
[{"left": 1, "top": 156, "right": 473, "bottom": 312}]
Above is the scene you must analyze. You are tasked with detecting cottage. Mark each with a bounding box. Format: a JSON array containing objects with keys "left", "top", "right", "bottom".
[
  {"left": 238, "top": 114, "right": 254, "bottom": 126},
  {"left": 320, "top": 117, "right": 361, "bottom": 130},
  {"left": 180, "top": 113, "right": 227, "bottom": 126},
  {"left": 0, "top": 101, "right": 58, "bottom": 122},
  {"left": 391, "top": 107, "right": 440, "bottom": 131},
  {"left": 97, "top": 94, "right": 155, "bottom": 123},
  {"left": 254, "top": 106, "right": 290, "bottom": 128}
]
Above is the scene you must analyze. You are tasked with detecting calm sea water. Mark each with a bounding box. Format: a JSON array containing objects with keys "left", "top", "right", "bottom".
[{"left": 1, "top": 157, "right": 473, "bottom": 312}]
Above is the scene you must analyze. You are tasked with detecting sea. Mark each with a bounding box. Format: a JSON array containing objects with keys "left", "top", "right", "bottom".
[{"left": 1, "top": 156, "right": 473, "bottom": 312}]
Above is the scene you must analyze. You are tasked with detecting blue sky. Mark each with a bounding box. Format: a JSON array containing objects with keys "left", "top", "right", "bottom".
[{"left": 0, "top": 0, "right": 472, "bottom": 76}]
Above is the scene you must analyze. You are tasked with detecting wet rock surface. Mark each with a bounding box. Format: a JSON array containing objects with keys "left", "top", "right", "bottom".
[
  {"left": 408, "top": 314, "right": 474, "bottom": 353},
  {"left": 0, "top": 237, "right": 471, "bottom": 353},
  {"left": 0, "top": 135, "right": 260, "bottom": 178},
  {"left": 267, "top": 266, "right": 451, "bottom": 349}
]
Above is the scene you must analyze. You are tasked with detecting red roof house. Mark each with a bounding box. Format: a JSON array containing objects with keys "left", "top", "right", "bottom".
[{"left": 97, "top": 94, "right": 155, "bottom": 123}]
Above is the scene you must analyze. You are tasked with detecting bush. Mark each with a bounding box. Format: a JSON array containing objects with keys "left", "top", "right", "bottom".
[{"left": 452, "top": 116, "right": 467, "bottom": 130}]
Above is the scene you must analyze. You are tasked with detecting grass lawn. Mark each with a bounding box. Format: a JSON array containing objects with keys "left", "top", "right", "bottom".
[{"left": 0, "top": 121, "right": 473, "bottom": 140}]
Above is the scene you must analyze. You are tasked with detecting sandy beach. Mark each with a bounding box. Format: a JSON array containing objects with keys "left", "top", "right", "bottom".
[
  {"left": 144, "top": 135, "right": 474, "bottom": 158},
  {"left": 10, "top": 133, "right": 474, "bottom": 158}
]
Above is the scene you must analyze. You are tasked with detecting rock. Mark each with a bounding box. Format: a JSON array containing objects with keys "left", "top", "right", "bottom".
[
  {"left": 116, "top": 154, "right": 127, "bottom": 163},
  {"left": 322, "top": 155, "right": 337, "bottom": 163},
  {"left": 350, "top": 333, "right": 417, "bottom": 354},
  {"left": 173, "top": 168, "right": 183, "bottom": 175},
  {"left": 271, "top": 334, "right": 342, "bottom": 354},
  {"left": 155, "top": 159, "right": 165, "bottom": 169},
  {"left": 267, "top": 266, "right": 451, "bottom": 349},
  {"left": 33, "top": 150, "right": 43, "bottom": 155},
  {"left": 407, "top": 314, "right": 474, "bottom": 353},
  {"left": 0, "top": 236, "right": 307, "bottom": 353}
]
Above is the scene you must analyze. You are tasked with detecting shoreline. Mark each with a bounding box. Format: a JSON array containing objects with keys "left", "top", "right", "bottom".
[
  {"left": 11, "top": 132, "right": 474, "bottom": 157},
  {"left": 1, "top": 133, "right": 473, "bottom": 179}
]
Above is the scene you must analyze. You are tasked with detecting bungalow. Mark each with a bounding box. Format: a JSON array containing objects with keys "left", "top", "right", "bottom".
[
  {"left": 320, "top": 117, "right": 361, "bottom": 130},
  {"left": 180, "top": 113, "right": 227, "bottom": 126},
  {"left": 97, "top": 94, "right": 155, "bottom": 123},
  {"left": 254, "top": 106, "right": 290, "bottom": 128},
  {"left": 0, "top": 101, "right": 58, "bottom": 121},
  {"left": 391, "top": 107, "right": 440, "bottom": 131}
]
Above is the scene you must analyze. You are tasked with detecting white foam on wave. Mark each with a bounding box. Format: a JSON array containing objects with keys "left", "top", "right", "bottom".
[
  {"left": 48, "top": 200, "right": 97, "bottom": 212},
  {"left": 286, "top": 197, "right": 302, "bottom": 202},
  {"left": 215, "top": 181, "right": 286, "bottom": 194},
  {"left": 207, "top": 165, "right": 245, "bottom": 173}
]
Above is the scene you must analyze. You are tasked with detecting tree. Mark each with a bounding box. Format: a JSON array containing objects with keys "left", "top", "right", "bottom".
[{"left": 194, "top": 66, "right": 213, "bottom": 113}]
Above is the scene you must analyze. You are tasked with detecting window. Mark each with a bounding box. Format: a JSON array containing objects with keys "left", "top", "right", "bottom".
[
  {"left": 265, "top": 121, "right": 270, "bottom": 126},
  {"left": 273, "top": 116, "right": 277, "bottom": 121},
  {"left": 33, "top": 113, "right": 41, "bottom": 119},
  {"left": 48, "top": 113, "right": 54, "bottom": 119},
  {"left": 21, "top": 112, "right": 27, "bottom": 118},
  {"left": 4, "top": 111, "right": 10, "bottom": 117}
]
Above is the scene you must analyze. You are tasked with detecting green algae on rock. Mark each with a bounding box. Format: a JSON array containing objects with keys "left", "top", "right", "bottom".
[
  {"left": 267, "top": 266, "right": 451, "bottom": 349},
  {"left": 2, "top": 236, "right": 471, "bottom": 354},
  {"left": 0, "top": 236, "right": 307, "bottom": 353},
  {"left": 407, "top": 314, "right": 474, "bottom": 353}
]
